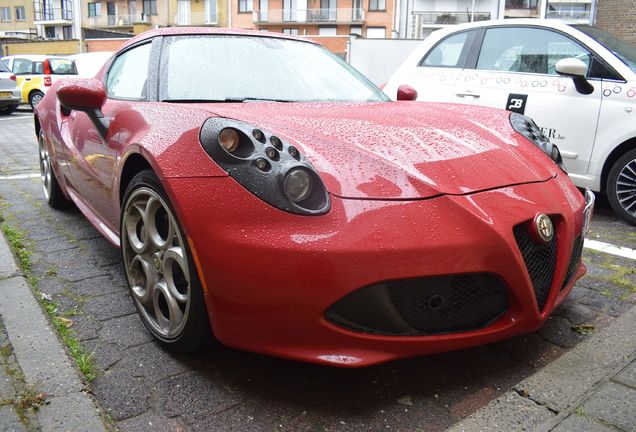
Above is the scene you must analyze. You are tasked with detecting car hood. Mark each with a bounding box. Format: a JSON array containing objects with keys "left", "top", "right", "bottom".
[{"left": 199, "top": 102, "right": 557, "bottom": 200}]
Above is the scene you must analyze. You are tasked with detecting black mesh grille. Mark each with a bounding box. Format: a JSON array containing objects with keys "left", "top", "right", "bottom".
[
  {"left": 387, "top": 274, "right": 509, "bottom": 335},
  {"left": 325, "top": 273, "right": 509, "bottom": 336},
  {"left": 513, "top": 222, "right": 557, "bottom": 312},
  {"left": 561, "top": 235, "right": 583, "bottom": 292}
]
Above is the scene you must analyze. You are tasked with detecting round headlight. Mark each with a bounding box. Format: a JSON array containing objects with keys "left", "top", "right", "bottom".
[
  {"left": 219, "top": 129, "right": 239, "bottom": 152},
  {"left": 284, "top": 168, "right": 313, "bottom": 202}
]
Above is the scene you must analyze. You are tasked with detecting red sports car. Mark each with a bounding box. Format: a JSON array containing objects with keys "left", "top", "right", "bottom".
[{"left": 35, "top": 27, "right": 594, "bottom": 367}]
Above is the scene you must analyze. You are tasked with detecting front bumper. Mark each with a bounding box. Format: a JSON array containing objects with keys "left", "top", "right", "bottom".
[{"left": 165, "top": 172, "right": 588, "bottom": 367}]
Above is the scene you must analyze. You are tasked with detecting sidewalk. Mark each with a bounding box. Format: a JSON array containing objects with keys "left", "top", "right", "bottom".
[
  {"left": 2, "top": 220, "right": 635, "bottom": 432},
  {"left": 0, "top": 229, "right": 111, "bottom": 432}
]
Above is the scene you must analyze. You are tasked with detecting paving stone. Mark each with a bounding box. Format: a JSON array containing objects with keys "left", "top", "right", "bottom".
[
  {"left": 553, "top": 301, "right": 597, "bottom": 325},
  {"left": 551, "top": 413, "right": 616, "bottom": 432},
  {"left": 83, "top": 341, "right": 125, "bottom": 371},
  {"left": 70, "top": 275, "right": 125, "bottom": 297},
  {"left": 83, "top": 291, "right": 136, "bottom": 321},
  {"left": 122, "top": 342, "right": 190, "bottom": 383},
  {"left": 118, "top": 411, "right": 186, "bottom": 432},
  {"left": 580, "top": 382, "right": 636, "bottom": 431},
  {"left": 584, "top": 263, "right": 620, "bottom": 278},
  {"left": 33, "top": 236, "right": 78, "bottom": 254},
  {"left": 55, "top": 261, "right": 109, "bottom": 282},
  {"left": 73, "top": 315, "right": 103, "bottom": 341},
  {"left": 99, "top": 314, "right": 153, "bottom": 348},
  {"left": 91, "top": 370, "right": 150, "bottom": 421},
  {"left": 37, "top": 277, "right": 69, "bottom": 296},
  {"left": 613, "top": 358, "right": 636, "bottom": 388},
  {"left": 24, "top": 226, "right": 66, "bottom": 242},
  {"left": 43, "top": 247, "right": 88, "bottom": 266},
  {"left": 160, "top": 371, "right": 246, "bottom": 424},
  {"left": 536, "top": 315, "right": 588, "bottom": 349}
]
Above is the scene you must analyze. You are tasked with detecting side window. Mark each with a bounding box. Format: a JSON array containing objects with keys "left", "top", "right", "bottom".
[
  {"left": 13, "top": 58, "right": 33, "bottom": 75},
  {"left": 106, "top": 43, "right": 151, "bottom": 99},
  {"left": 418, "top": 31, "right": 472, "bottom": 68},
  {"left": 476, "top": 27, "right": 591, "bottom": 75}
]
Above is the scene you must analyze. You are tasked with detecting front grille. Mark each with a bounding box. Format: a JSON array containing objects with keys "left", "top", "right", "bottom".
[
  {"left": 561, "top": 234, "right": 583, "bottom": 292},
  {"left": 388, "top": 274, "right": 509, "bottom": 334},
  {"left": 513, "top": 222, "right": 557, "bottom": 312},
  {"left": 325, "top": 273, "right": 509, "bottom": 336}
]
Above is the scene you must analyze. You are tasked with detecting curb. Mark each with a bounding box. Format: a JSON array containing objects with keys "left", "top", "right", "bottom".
[
  {"left": 447, "top": 303, "right": 636, "bottom": 431},
  {"left": 0, "top": 229, "right": 111, "bottom": 432}
]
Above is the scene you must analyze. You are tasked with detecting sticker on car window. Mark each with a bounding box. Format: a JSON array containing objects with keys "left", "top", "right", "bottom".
[{"left": 506, "top": 93, "right": 528, "bottom": 114}]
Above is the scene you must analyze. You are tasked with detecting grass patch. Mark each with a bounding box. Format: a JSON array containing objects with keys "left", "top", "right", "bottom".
[
  {"left": 1, "top": 221, "right": 100, "bottom": 382},
  {"left": 1, "top": 223, "right": 32, "bottom": 272},
  {"left": 0, "top": 383, "right": 50, "bottom": 411}
]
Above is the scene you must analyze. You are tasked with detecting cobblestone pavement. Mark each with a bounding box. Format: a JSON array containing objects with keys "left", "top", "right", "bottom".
[{"left": 1, "top": 111, "right": 635, "bottom": 432}]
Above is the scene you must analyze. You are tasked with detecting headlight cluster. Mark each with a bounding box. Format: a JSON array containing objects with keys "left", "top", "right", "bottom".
[
  {"left": 510, "top": 112, "right": 567, "bottom": 173},
  {"left": 200, "top": 118, "right": 330, "bottom": 215}
]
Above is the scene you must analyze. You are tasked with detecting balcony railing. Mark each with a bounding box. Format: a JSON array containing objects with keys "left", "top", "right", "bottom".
[
  {"left": 88, "top": 13, "right": 148, "bottom": 27},
  {"left": 411, "top": 11, "right": 490, "bottom": 24},
  {"left": 253, "top": 8, "right": 364, "bottom": 24},
  {"left": 174, "top": 12, "right": 218, "bottom": 25},
  {"left": 33, "top": 7, "right": 73, "bottom": 22},
  {"left": 546, "top": 10, "right": 590, "bottom": 20}
]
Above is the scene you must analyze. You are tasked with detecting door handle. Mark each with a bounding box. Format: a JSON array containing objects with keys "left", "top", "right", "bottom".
[{"left": 455, "top": 92, "right": 480, "bottom": 98}]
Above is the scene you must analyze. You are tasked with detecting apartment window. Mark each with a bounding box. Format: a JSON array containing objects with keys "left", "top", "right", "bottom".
[
  {"left": 505, "top": 0, "right": 537, "bottom": 10},
  {"left": 283, "top": 28, "right": 298, "bottom": 35},
  {"left": 350, "top": 25, "right": 362, "bottom": 36},
  {"left": 63, "top": 26, "right": 73, "bottom": 39},
  {"left": 88, "top": 2, "right": 102, "bottom": 16},
  {"left": 368, "top": 0, "right": 385, "bottom": 11},
  {"left": 143, "top": 0, "right": 157, "bottom": 16},
  {"left": 238, "top": 0, "right": 252, "bottom": 13},
  {"left": 45, "top": 26, "right": 55, "bottom": 38},
  {"left": 1, "top": 7, "right": 11, "bottom": 22},
  {"left": 15, "top": 6, "right": 26, "bottom": 21},
  {"left": 318, "top": 26, "right": 337, "bottom": 35},
  {"left": 366, "top": 26, "right": 385, "bottom": 38}
]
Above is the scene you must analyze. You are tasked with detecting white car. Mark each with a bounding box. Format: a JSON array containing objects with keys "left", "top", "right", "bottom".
[{"left": 384, "top": 19, "right": 636, "bottom": 225}]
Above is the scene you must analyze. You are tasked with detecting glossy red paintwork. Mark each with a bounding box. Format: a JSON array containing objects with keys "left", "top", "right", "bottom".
[{"left": 34, "top": 27, "right": 588, "bottom": 367}]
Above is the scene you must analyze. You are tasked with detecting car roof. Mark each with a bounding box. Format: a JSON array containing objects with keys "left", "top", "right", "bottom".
[{"left": 117, "top": 26, "right": 319, "bottom": 52}]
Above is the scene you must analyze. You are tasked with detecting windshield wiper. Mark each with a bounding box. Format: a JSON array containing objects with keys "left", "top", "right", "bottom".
[{"left": 224, "top": 97, "right": 295, "bottom": 103}]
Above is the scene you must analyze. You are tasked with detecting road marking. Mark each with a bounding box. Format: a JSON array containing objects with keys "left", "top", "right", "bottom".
[
  {"left": 0, "top": 173, "right": 39, "bottom": 180},
  {"left": 584, "top": 239, "right": 636, "bottom": 260},
  {"left": 0, "top": 114, "right": 32, "bottom": 121}
]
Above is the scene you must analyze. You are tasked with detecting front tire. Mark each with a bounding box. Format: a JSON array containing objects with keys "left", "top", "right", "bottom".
[
  {"left": 607, "top": 148, "right": 636, "bottom": 226},
  {"left": 29, "top": 90, "right": 44, "bottom": 110},
  {"left": 39, "top": 130, "right": 70, "bottom": 209},
  {"left": 121, "top": 170, "right": 213, "bottom": 352}
]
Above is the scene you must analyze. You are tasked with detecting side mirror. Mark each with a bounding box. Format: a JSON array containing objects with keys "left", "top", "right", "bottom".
[
  {"left": 555, "top": 58, "right": 594, "bottom": 95},
  {"left": 57, "top": 78, "right": 110, "bottom": 140},
  {"left": 396, "top": 84, "right": 418, "bottom": 101}
]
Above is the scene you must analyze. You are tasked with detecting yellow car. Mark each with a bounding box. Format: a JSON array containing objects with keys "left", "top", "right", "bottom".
[{"left": 1, "top": 55, "right": 77, "bottom": 109}]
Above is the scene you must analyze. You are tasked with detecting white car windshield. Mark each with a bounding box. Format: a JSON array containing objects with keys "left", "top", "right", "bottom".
[
  {"left": 573, "top": 25, "right": 636, "bottom": 73},
  {"left": 160, "top": 35, "right": 389, "bottom": 103}
]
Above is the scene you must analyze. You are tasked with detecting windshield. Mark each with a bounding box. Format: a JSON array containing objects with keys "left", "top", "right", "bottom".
[
  {"left": 160, "top": 35, "right": 389, "bottom": 103},
  {"left": 573, "top": 25, "right": 636, "bottom": 72}
]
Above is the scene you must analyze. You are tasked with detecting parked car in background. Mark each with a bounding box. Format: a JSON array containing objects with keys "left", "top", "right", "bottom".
[
  {"left": 35, "top": 27, "right": 593, "bottom": 367},
  {"left": 1, "top": 55, "right": 78, "bottom": 109},
  {"left": 66, "top": 51, "right": 114, "bottom": 78},
  {"left": 0, "top": 61, "right": 21, "bottom": 115},
  {"left": 384, "top": 19, "right": 636, "bottom": 226}
]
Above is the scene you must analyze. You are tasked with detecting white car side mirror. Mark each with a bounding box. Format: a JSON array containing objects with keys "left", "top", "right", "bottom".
[
  {"left": 555, "top": 58, "right": 588, "bottom": 77},
  {"left": 555, "top": 58, "right": 594, "bottom": 95}
]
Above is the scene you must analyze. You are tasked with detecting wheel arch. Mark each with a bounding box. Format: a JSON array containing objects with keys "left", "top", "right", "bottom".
[
  {"left": 601, "top": 136, "right": 636, "bottom": 192},
  {"left": 119, "top": 152, "right": 153, "bottom": 205}
]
